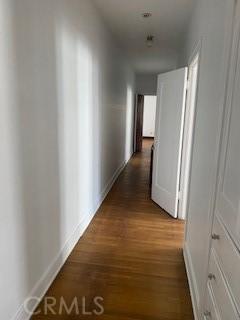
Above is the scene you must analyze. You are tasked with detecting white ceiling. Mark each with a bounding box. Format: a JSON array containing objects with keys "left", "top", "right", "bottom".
[{"left": 93, "top": 0, "right": 193, "bottom": 74}]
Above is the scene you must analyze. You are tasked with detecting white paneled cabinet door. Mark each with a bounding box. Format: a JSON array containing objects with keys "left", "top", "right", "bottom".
[
  {"left": 152, "top": 68, "right": 188, "bottom": 218},
  {"left": 215, "top": 7, "right": 240, "bottom": 248}
]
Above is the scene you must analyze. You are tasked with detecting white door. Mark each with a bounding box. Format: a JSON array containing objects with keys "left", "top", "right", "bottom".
[
  {"left": 214, "top": 6, "right": 240, "bottom": 248},
  {"left": 152, "top": 68, "right": 188, "bottom": 218}
]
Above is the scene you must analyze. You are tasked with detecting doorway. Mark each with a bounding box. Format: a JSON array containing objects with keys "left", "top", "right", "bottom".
[
  {"left": 133, "top": 94, "right": 157, "bottom": 152},
  {"left": 142, "top": 95, "right": 157, "bottom": 188},
  {"left": 142, "top": 95, "right": 157, "bottom": 139}
]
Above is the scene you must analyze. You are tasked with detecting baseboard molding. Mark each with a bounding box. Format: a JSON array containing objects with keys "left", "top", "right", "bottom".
[
  {"left": 183, "top": 244, "right": 200, "bottom": 320},
  {"left": 12, "top": 222, "right": 85, "bottom": 320},
  {"left": 12, "top": 160, "right": 127, "bottom": 320},
  {"left": 98, "top": 160, "right": 127, "bottom": 210}
]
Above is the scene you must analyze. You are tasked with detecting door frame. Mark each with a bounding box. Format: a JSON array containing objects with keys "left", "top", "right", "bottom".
[
  {"left": 133, "top": 94, "right": 144, "bottom": 152},
  {"left": 178, "top": 41, "right": 202, "bottom": 220}
]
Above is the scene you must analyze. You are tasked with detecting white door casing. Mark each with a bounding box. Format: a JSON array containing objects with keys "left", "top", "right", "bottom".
[{"left": 178, "top": 52, "right": 200, "bottom": 220}]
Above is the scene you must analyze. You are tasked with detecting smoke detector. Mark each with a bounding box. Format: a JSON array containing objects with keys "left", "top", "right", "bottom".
[{"left": 142, "top": 12, "right": 152, "bottom": 18}]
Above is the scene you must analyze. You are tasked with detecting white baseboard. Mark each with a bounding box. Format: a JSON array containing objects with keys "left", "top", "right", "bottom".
[
  {"left": 183, "top": 243, "right": 200, "bottom": 320},
  {"left": 12, "top": 160, "right": 127, "bottom": 320},
  {"left": 12, "top": 222, "right": 85, "bottom": 320},
  {"left": 98, "top": 160, "right": 127, "bottom": 210}
]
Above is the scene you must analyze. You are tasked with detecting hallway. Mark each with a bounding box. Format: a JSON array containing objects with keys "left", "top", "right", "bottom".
[{"left": 32, "top": 139, "right": 193, "bottom": 319}]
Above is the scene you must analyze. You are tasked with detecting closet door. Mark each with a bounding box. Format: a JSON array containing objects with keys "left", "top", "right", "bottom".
[{"left": 215, "top": 3, "right": 240, "bottom": 248}]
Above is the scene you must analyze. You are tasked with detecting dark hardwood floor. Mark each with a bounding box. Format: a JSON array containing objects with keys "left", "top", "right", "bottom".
[{"left": 32, "top": 138, "right": 193, "bottom": 319}]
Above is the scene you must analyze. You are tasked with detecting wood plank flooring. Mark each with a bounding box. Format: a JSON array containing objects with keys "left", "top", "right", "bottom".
[{"left": 32, "top": 138, "right": 193, "bottom": 319}]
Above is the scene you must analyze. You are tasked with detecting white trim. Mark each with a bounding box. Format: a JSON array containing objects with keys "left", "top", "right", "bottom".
[
  {"left": 90, "top": 160, "right": 127, "bottom": 216},
  {"left": 12, "top": 221, "right": 87, "bottom": 320},
  {"left": 11, "top": 160, "right": 127, "bottom": 320},
  {"left": 188, "top": 39, "right": 203, "bottom": 68},
  {"left": 175, "top": 67, "right": 188, "bottom": 218},
  {"left": 183, "top": 244, "right": 200, "bottom": 320},
  {"left": 178, "top": 48, "right": 201, "bottom": 220},
  {"left": 183, "top": 39, "right": 203, "bottom": 239},
  {"left": 100, "top": 160, "right": 127, "bottom": 206}
]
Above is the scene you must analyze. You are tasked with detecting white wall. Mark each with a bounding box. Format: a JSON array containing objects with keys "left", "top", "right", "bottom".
[
  {"left": 0, "top": 0, "right": 135, "bottom": 319},
  {"left": 180, "top": 0, "right": 235, "bottom": 318},
  {"left": 136, "top": 74, "right": 158, "bottom": 95},
  {"left": 143, "top": 96, "right": 157, "bottom": 137}
]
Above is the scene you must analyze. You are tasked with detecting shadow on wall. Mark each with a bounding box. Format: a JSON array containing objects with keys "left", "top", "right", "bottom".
[{"left": 1, "top": 0, "right": 135, "bottom": 319}]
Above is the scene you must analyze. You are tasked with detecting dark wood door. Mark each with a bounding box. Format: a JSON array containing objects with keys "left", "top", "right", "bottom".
[{"left": 134, "top": 94, "right": 144, "bottom": 152}]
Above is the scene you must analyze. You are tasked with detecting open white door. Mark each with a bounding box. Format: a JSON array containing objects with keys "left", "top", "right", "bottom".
[{"left": 152, "top": 68, "right": 188, "bottom": 218}]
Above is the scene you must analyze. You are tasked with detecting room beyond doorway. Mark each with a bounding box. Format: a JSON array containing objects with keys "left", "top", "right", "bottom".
[
  {"left": 143, "top": 96, "right": 157, "bottom": 138},
  {"left": 134, "top": 95, "right": 157, "bottom": 153}
]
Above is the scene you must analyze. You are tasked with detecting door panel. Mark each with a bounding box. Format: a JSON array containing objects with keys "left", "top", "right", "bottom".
[{"left": 152, "top": 68, "right": 188, "bottom": 218}]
